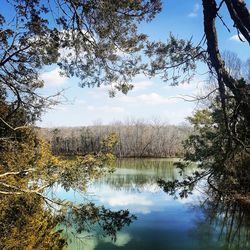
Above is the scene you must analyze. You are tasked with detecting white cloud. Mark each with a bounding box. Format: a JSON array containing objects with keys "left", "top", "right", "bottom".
[
  {"left": 74, "top": 99, "right": 86, "bottom": 105},
  {"left": 163, "top": 107, "right": 194, "bottom": 123},
  {"left": 53, "top": 105, "right": 68, "bottom": 112},
  {"left": 87, "top": 85, "right": 113, "bottom": 98},
  {"left": 114, "top": 48, "right": 129, "bottom": 57},
  {"left": 121, "top": 93, "right": 177, "bottom": 105},
  {"left": 229, "top": 34, "right": 246, "bottom": 42},
  {"left": 40, "top": 68, "right": 67, "bottom": 87},
  {"left": 137, "top": 93, "right": 177, "bottom": 104},
  {"left": 163, "top": 78, "right": 203, "bottom": 97},
  {"left": 87, "top": 105, "right": 125, "bottom": 113},
  {"left": 177, "top": 82, "right": 196, "bottom": 90},
  {"left": 188, "top": 3, "right": 199, "bottom": 17},
  {"left": 133, "top": 80, "right": 153, "bottom": 91}
]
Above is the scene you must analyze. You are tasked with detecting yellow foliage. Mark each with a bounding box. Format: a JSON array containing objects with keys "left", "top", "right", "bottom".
[{"left": 0, "top": 194, "right": 66, "bottom": 250}]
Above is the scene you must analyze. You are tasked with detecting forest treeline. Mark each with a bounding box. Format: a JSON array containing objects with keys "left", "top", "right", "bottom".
[{"left": 40, "top": 121, "right": 191, "bottom": 158}]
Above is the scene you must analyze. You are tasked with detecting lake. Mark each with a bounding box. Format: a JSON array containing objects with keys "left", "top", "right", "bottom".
[{"left": 53, "top": 158, "right": 250, "bottom": 250}]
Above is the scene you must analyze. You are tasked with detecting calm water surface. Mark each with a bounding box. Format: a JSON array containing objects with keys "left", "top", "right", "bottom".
[{"left": 54, "top": 159, "right": 249, "bottom": 250}]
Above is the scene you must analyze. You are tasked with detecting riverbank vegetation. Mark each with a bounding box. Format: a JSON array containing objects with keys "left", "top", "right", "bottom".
[
  {"left": 39, "top": 121, "right": 191, "bottom": 158},
  {"left": 0, "top": 0, "right": 160, "bottom": 247},
  {"left": 0, "top": 0, "right": 250, "bottom": 248},
  {"left": 158, "top": 52, "right": 250, "bottom": 202}
]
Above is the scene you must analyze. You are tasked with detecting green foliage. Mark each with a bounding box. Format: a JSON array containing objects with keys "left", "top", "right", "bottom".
[
  {"left": 159, "top": 91, "right": 250, "bottom": 199},
  {"left": 0, "top": 194, "right": 67, "bottom": 250},
  {"left": 0, "top": 2, "right": 162, "bottom": 246},
  {"left": 186, "top": 110, "right": 212, "bottom": 128},
  {"left": 62, "top": 203, "right": 136, "bottom": 241},
  {"left": 145, "top": 34, "right": 204, "bottom": 85},
  {"left": 0, "top": 122, "right": 135, "bottom": 248},
  {"left": 0, "top": 92, "right": 133, "bottom": 248},
  {"left": 0, "top": 0, "right": 161, "bottom": 117},
  {"left": 101, "top": 132, "right": 118, "bottom": 152}
]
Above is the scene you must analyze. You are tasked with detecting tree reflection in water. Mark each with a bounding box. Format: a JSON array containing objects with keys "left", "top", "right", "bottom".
[
  {"left": 96, "top": 158, "right": 197, "bottom": 192},
  {"left": 191, "top": 192, "right": 250, "bottom": 250},
  {"left": 0, "top": 192, "right": 136, "bottom": 249},
  {"left": 0, "top": 133, "right": 136, "bottom": 249},
  {"left": 156, "top": 159, "right": 250, "bottom": 249},
  {"left": 2, "top": 158, "right": 250, "bottom": 249}
]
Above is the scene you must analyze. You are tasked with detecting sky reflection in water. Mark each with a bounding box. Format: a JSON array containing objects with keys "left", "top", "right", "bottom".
[{"left": 54, "top": 159, "right": 244, "bottom": 250}]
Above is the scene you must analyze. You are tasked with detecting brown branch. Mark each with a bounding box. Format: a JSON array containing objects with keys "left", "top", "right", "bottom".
[
  {"left": 231, "top": 0, "right": 250, "bottom": 33},
  {"left": 0, "top": 168, "right": 36, "bottom": 178},
  {"left": 203, "top": 0, "right": 236, "bottom": 139},
  {"left": 0, "top": 181, "right": 51, "bottom": 198},
  {"left": 0, "top": 44, "right": 31, "bottom": 67},
  {"left": 0, "top": 117, "right": 28, "bottom": 131},
  {"left": 217, "top": 0, "right": 226, "bottom": 11},
  {"left": 0, "top": 190, "right": 23, "bottom": 195},
  {"left": 202, "top": 0, "right": 250, "bottom": 144},
  {"left": 207, "top": 172, "right": 223, "bottom": 195},
  {"left": 225, "top": 0, "right": 250, "bottom": 44},
  {"left": 0, "top": 179, "right": 80, "bottom": 210},
  {"left": 216, "top": 13, "right": 231, "bottom": 32},
  {"left": 173, "top": 88, "right": 218, "bottom": 102}
]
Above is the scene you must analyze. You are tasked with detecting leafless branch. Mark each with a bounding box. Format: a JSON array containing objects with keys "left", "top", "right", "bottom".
[{"left": 0, "top": 117, "right": 29, "bottom": 131}]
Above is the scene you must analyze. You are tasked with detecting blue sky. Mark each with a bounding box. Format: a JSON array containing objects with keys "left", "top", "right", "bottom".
[{"left": 35, "top": 0, "right": 249, "bottom": 127}]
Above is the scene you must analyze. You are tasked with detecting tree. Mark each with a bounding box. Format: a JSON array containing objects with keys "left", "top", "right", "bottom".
[
  {"left": 0, "top": 0, "right": 161, "bottom": 193},
  {"left": 1, "top": 1, "right": 162, "bottom": 245},
  {"left": 1, "top": 0, "right": 250, "bottom": 245},
  {"left": 0, "top": 0, "right": 161, "bottom": 127},
  {"left": 0, "top": 194, "right": 67, "bottom": 250},
  {"left": 158, "top": 53, "right": 250, "bottom": 200},
  {"left": 191, "top": 188, "right": 250, "bottom": 249},
  {"left": 144, "top": 1, "right": 250, "bottom": 199},
  {"left": 2, "top": 0, "right": 248, "bottom": 161},
  {"left": 146, "top": 0, "right": 249, "bottom": 138}
]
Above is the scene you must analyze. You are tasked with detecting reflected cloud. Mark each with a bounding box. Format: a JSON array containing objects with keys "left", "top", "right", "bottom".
[
  {"left": 108, "top": 193, "right": 153, "bottom": 206},
  {"left": 104, "top": 232, "right": 132, "bottom": 247},
  {"left": 67, "top": 232, "right": 132, "bottom": 250},
  {"left": 52, "top": 160, "right": 199, "bottom": 218},
  {"left": 87, "top": 185, "right": 156, "bottom": 214}
]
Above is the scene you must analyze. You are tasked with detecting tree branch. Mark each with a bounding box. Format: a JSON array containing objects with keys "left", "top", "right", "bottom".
[
  {"left": 225, "top": 0, "right": 250, "bottom": 44},
  {"left": 0, "top": 168, "right": 36, "bottom": 178},
  {"left": 0, "top": 117, "right": 28, "bottom": 131}
]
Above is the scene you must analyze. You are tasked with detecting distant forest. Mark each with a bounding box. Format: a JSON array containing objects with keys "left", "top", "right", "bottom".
[{"left": 40, "top": 121, "right": 191, "bottom": 158}]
